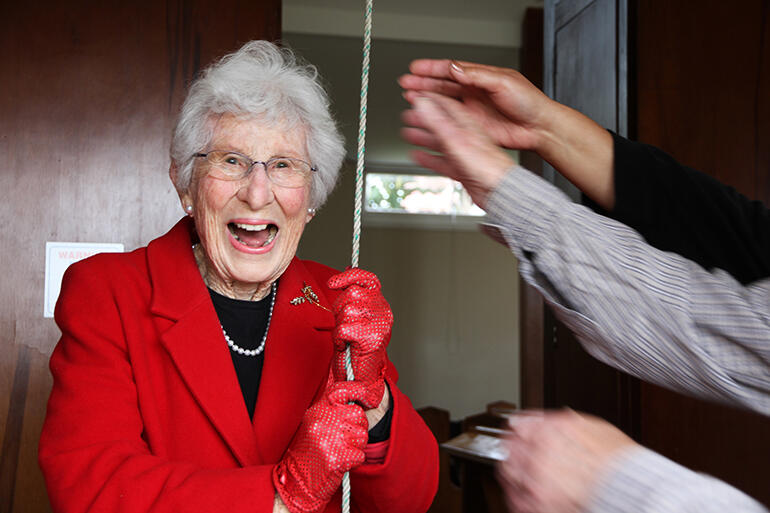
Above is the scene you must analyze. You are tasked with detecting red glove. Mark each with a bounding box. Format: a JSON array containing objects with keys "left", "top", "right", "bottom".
[
  {"left": 273, "top": 376, "right": 369, "bottom": 513},
  {"left": 328, "top": 268, "right": 393, "bottom": 410}
]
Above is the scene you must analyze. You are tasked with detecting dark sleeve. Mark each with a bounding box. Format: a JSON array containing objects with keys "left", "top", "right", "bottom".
[{"left": 583, "top": 131, "right": 770, "bottom": 284}]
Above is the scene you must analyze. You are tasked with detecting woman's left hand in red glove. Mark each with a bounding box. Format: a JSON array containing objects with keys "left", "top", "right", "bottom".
[
  {"left": 328, "top": 268, "right": 393, "bottom": 410},
  {"left": 272, "top": 375, "right": 370, "bottom": 513}
]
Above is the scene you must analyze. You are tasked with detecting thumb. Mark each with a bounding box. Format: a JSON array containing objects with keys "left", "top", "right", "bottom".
[{"left": 450, "top": 61, "right": 507, "bottom": 96}]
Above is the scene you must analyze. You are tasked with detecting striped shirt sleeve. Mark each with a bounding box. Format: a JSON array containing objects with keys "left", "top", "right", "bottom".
[
  {"left": 484, "top": 167, "right": 770, "bottom": 416},
  {"left": 586, "top": 446, "right": 767, "bottom": 512}
]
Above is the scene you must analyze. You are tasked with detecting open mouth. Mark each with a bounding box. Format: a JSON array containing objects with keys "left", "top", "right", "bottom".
[{"left": 228, "top": 222, "right": 278, "bottom": 248}]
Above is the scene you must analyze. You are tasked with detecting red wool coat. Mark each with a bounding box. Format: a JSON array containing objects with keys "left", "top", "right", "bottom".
[{"left": 39, "top": 218, "right": 438, "bottom": 513}]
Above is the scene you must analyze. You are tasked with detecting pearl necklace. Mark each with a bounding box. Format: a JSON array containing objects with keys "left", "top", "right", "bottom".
[{"left": 220, "top": 282, "right": 277, "bottom": 357}]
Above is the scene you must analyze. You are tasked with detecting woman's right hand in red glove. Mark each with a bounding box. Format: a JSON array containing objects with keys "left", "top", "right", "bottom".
[{"left": 272, "top": 376, "right": 369, "bottom": 513}]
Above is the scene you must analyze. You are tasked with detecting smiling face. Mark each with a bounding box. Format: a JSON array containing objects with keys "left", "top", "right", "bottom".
[{"left": 173, "top": 113, "right": 314, "bottom": 300}]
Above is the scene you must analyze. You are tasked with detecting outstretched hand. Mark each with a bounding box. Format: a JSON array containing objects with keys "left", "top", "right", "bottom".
[
  {"left": 497, "top": 409, "right": 636, "bottom": 513},
  {"left": 399, "top": 59, "right": 554, "bottom": 152},
  {"left": 400, "top": 90, "right": 515, "bottom": 208},
  {"left": 401, "top": 58, "right": 617, "bottom": 209}
]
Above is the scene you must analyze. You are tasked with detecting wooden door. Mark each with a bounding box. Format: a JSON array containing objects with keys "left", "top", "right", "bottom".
[
  {"left": 0, "top": 2, "right": 280, "bottom": 511},
  {"left": 634, "top": 0, "right": 770, "bottom": 504},
  {"left": 541, "top": 0, "right": 770, "bottom": 506},
  {"left": 518, "top": 7, "right": 546, "bottom": 410},
  {"left": 541, "top": 0, "right": 637, "bottom": 433}
]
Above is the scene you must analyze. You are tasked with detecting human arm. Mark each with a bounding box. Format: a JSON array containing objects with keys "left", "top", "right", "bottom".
[
  {"left": 498, "top": 410, "right": 768, "bottom": 513},
  {"left": 401, "top": 59, "right": 770, "bottom": 283},
  {"left": 486, "top": 167, "right": 770, "bottom": 416},
  {"left": 402, "top": 91, "right": 770, "bottom": 416},
  {"left": 586, "top": 133, "right": 770, "bottom": 284},
  {"left": 399, "top": 59, "right": 615, "bottom": 209},
  {"left": 590, "top": 445, "right": 768, "bottom": 513}
]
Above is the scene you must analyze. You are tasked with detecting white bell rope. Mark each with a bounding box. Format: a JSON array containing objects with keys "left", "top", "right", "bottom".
[{"left": 342, "top": 1, "right": 373, "bottom": 513}]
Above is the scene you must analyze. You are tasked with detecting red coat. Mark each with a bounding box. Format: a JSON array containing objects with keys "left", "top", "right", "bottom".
[{"left": 39, "top": 218, "right": 438, "bottom": 513}]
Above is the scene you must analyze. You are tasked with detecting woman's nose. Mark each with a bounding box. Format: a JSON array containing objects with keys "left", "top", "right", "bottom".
[{"left": 237, "top": 163, "right": 274, "bottom": 209}]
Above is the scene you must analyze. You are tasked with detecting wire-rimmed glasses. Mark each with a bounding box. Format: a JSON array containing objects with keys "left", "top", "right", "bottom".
[{"left": 193, "top": 150, "right": 316, "bottom": 188}]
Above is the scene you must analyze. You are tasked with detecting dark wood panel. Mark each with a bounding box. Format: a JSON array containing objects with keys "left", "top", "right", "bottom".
[
  {"left": 0, "top": 339, "right": 26, "bottom": 513},
  {"left": 636, "top": 0, "right": 765, "bottom": 197},
  {"left": 757, "top": 2, "right": 770, "bottom": 207},
  {"left": 552, "top": 0, "right": 616, "bottom": 198},
  {"left": 635, "top": 0, "right": 770, "bottom": 506},
  {"left": 0, "top": 1, "right": 280, "bottom": 511},
  {"left": 521, "top": 7, "right": 544, "bottom": 91},
  {"left": 641, "top": 384, "right": 770, "bottom": 506},
  {"left": 554, "top": 0, "right": 597, "bottom": 31},
  {"left": 544, "top": 313, "right": 636, "bottom": 432},
  {"left": 417, "top": 407, "right": 461, "bottom": 513},
  {"left": 519, "top": 280, "right": 545, "bottom": 409},
  {"left": 0, "top": 321, "right": 16, "bottom": 454},
  {"left": 12, "top": 348, "right": 52, "bottom": 513},
  {"left": 554, "top": 0, "right": 616, "bottom": 128},
  {"left": 518, "top": 7, "right": 545, "bottom": 410}
]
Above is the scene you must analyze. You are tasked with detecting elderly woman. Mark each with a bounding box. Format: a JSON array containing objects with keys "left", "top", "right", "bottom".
[{"left": 39, "top": 41, "right": 438, "bottom": 513}]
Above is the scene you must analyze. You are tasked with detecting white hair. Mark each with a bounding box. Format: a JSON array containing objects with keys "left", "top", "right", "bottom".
[{"left": 170, "top": 40, "right": 345, "bottom": 209}]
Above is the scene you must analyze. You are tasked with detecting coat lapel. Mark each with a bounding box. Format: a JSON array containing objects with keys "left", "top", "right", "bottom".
[
  {"left": 251, "top": 257, "right": 336, "bottom": 463},
  {"left": 148, "top": 218, "right": 261, "bottom": 466}
]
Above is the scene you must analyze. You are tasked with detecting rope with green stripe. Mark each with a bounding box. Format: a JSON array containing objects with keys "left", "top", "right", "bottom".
[
  {"left": 342, "top": 2, "right": 373, "bottom": 512},
  {"left": 351, "top": 0, "right": 372, "bottom": 269}
]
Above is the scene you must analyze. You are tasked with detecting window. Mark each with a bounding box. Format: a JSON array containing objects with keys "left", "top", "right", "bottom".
[{"left": 363, "top": 165, "right": 485, "bottom": 230}]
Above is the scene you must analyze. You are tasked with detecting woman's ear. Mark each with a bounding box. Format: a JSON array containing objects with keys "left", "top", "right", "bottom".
[{"left": 169, "top": 162, "right": 193, "bottom": 212}]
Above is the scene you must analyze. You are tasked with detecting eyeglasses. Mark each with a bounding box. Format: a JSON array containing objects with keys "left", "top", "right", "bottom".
[{"left": 193, "top": 150, "right": 317, "bottom": 188}]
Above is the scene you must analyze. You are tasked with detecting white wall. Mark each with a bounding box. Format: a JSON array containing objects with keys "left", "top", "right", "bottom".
[{"left": 288, "top": 34, "right": 522, "bottom": 418}]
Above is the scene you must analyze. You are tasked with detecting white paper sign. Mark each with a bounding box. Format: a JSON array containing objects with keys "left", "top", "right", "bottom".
[{"left": 44, "top": 242, "right": 124, "bottom": 318}]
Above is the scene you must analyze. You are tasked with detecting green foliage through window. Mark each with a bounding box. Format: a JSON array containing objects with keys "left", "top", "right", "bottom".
[{"left": 365, "top": 173, "right": 484, "bottom": 216}]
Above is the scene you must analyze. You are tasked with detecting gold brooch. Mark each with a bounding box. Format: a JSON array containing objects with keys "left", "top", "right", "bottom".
[{"left": 290, "top": 283, "right": 331, "bottom": 312}]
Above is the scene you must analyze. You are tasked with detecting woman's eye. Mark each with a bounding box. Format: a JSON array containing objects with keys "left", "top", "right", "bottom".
[
  {"left": 224, "top": 157, "right": 240, "bottom": 165},
  {"left": 274, "top": 159, "right": 290, "bottom": 169}
]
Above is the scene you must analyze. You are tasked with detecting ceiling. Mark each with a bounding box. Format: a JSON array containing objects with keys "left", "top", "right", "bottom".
[
  {"left": 284, "top": 0, "right": 539, "bottom": 21},
  {"left": 282, "top": 0, "right": 543, "bottom": 47}
]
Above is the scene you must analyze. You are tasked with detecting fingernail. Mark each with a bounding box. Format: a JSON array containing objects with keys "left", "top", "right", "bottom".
[{"left": 450, "top": 61, "right": 464, "bottom": 74}]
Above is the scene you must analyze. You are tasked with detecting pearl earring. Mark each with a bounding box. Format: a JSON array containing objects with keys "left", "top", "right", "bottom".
[
  {"left": 307, "top": 208, "right": 316, "bottom": 216},
  {"left": 185, "top": 205, "right": 193, "bottom": 215}
]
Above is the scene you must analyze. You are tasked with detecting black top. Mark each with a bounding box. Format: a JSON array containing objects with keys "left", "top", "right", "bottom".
[
  {"left": 583, "top": 132, "right": 770, "bottom": 285},
  {"left": 209, "top": 288, "right": 270, "bottom": 419},
  {"left": 209, "top": 286, "right": 393, "bottom": 442}
]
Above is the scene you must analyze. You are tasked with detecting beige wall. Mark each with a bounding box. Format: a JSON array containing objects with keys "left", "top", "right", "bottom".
[{"left": 289, "top": 34, "right": 522, "bottom": 418}]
